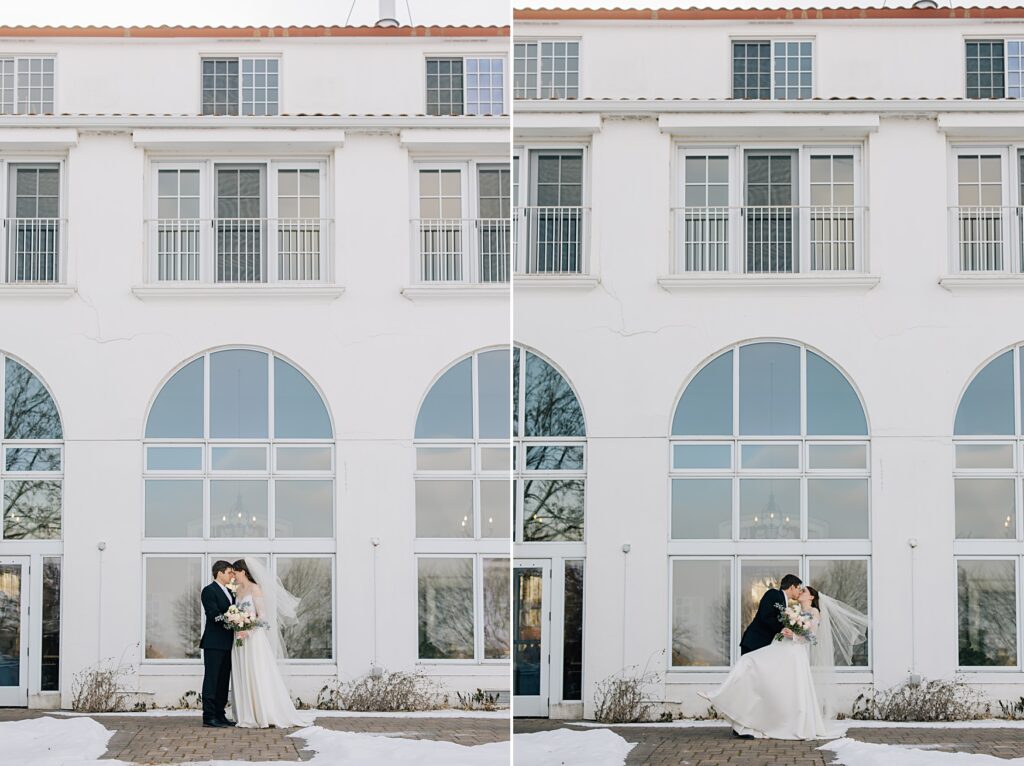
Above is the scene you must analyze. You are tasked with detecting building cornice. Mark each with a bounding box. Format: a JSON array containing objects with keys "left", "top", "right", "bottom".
[
  {"left": 0, "top": 115, "right": 507, "bottom": 131},
  {"left": 512, "top": 99, "right": 1024, "bottom": 117},
  {"left": 514, "top": 7, "right": 1024, "bottom": 22}
]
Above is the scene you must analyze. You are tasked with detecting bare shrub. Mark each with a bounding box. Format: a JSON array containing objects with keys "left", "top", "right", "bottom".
[
  {"left": 593, "top": 655, "right": 663, "bottom": 723},
  {"left": 455, "top": 689, "right": 500, "bottom": 711},
  {"left": 851, "top": 677, "right": 988, "bottom": 722},
  {"left": 998, "top": 697, "right": 1024, "bottom": 720},
  {"left": 71, "top": 657, "right": 136, "bottom": 713},
  {"left": 168, "top": 690, "right": 201, "bottom": 711},
  {"left": 316, "top": 670, "right": 446, "bottom": 712}
]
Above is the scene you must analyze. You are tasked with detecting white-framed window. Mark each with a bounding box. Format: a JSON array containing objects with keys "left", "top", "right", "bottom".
[
  {"left": 732, "top": 40, "right": 813, "bottom": 100},
  {"left": 0, "top": 355, "right": 63, "bottom": 541},
  {"left": 514, "top": 40, "right": 579, "bottom": 100},
  {"left": 147, "top": 160, "right": 328, "bottom": 284},
  {"left": 416, "top": 554, "right": 509, "bottom": 662},
  {"left": 513, "top": 346, "right": 586, "bottom": 543},
  {"left": 0, "top": 57, "right": 55, "bottom": 114},
  {"left": 673, "top": 145, "right": 864, "bottom": 274},
  {"left": 411, "top": 160, "right": 510, "bottom": 284},
  {"left": 201, "top": 57, "right": 279, "bottom": 116},
  {"left": 143, "top": 553, "right": 334, "bottom": 662},
  {"left": 425, "top": 56, "right": 505, "bottom": 116},
  {"left": 414, "top": 348, "right": 510, "bottom": 664},
  {"left": 670, "top": 555, "right": 870, "bottom": 669},
  {"left": 956, "top": 557, "right": 1019, "bottom": 669}
]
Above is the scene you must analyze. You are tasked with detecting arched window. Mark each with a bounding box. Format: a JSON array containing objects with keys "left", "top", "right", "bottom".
[
  {"left": 513, "top": 346, "right": 586, "bottom": 541},
  {"left": 669, "top": 340, "right": 870, "bottom": 670},
  {"left": 142, "top": 348, "right": 334, "bottom": 662},
  {"left": 414, "top": 348, "right": 510, "bottom": 663},
  {"left": 953, "top": 346, "right": 1024, "bottom": 669}
]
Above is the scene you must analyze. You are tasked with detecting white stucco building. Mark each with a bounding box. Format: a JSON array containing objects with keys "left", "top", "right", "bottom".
[
  {"left": 511, "top": 6, "right": 1024, "bottom": 719},
  {"left": 0, "top": 22, "right": 511, "bottom": 709}
]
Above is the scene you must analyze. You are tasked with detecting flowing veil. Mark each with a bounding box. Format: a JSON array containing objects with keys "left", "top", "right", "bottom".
[
  {"left": 809, "top": 593, "right": 870, "bottom": 720},
  {"left": 242, "top": 557, "right": 301, "bottom": 660}
]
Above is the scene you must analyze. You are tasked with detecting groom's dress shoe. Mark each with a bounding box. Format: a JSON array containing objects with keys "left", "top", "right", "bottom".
[
  {"left": 731, "top": 730, "right": 755, "bottom": 739},
  {"left": 203, "top": 719, "right": 227, "bottom": 728},
  {"left": 218, "top": 718, "right": 237, "bottom": 727}
]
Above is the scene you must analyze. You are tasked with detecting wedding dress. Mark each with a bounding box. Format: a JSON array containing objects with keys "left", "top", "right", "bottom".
[{"left": 229, "top": 571, "right": 313, "bottom": 729}]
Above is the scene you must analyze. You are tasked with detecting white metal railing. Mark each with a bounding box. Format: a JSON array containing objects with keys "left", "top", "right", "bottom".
[
  {"left": 148, "top": 218, "right": 328, "bottom": 284},
  {"left": 672, "top": 206, "right": 863, "bottom": 274},
  {"left": 949, "top": 206, "right": 1022, "bottom": 273},
  {"left": 411, "top": 218, "right": 510, "bottom": 284},
  {"left": 4, "top": 217, "right": 64, "bottom": 283},
  {"left": 514, "top": 206, "right": 588, "bottom": 275}
]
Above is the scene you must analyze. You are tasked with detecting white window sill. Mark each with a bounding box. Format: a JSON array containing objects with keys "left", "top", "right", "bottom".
[
  {"left": 140, "top": 662, "right": 338, "bottom": 676},
  {"left": 413, "top": 663, "right": 511, "bottom": 676},
  {"left": 939, "top": 274, "right": 1024, "bottom": 291},
  {"left": 657, "top": 274, "right": 880, "bottom": 291},
  {"left": 131, "top": 284, "right": 345, "bottom": 300},
  {"left": 0, "top": 284, "right": 76, "bottom": 298},
  {"left": 401, "top": 283, "right": 509, "bottom": 299},
  {"left": 513, "top": 274, "right": 600, "bottom": 290}
]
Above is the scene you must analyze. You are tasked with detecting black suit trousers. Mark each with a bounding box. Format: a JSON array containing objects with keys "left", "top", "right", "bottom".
[{"left": 202, "top": 647, "right": 232, "bottom": 721}]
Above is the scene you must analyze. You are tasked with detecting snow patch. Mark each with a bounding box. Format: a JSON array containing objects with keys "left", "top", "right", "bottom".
[
  {"left": 0, "top": 716, "right": 122, "bottom": 766},
  {"left": 571, "top": 717, "right": 1024, "bottom": 730},
  {"left": 49, "top": 708, "right": 507, "bottom": 719},
  {"left": 822, "top": 738, "right": 1024, "bottom": 765},
  {"left": 513, "top": 728, "right": 636, "bottom": 766}
]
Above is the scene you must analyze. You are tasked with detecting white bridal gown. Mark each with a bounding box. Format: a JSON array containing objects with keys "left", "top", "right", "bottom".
[
  {"left": 230, "top": 593, "right": 312, "bottom": 729},
  {"left": 701, "top": 636, "right": 837, "bottom": 740}
]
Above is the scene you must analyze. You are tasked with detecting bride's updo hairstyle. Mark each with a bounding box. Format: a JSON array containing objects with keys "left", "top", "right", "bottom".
[
  {"left": 805, "top": 586, "right": 820, "bottom": 610},
  {"left": 232, "top": 559, "right": 257, "bottom": 585}
]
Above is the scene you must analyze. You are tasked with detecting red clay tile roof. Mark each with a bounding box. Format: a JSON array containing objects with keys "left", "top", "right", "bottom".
[
  {"left": 0, "top": 25, "right": 508, "bottom": 38},
  {"left": 515, "top": 7, "right": 1024, "bottom": 21}
]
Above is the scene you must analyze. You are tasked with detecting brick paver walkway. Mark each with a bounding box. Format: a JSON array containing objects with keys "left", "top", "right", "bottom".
[
  {"left": 515, "top": 719, "right": 1024, "bottom": 764},
  {"left": 0, "top": 710, "right": 509, "bottom": 764}
]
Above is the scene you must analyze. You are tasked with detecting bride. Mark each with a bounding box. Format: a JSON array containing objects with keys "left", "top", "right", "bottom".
[
  {"left": 228, "top": 558, "right": 314, "bottom": 729},
  {"left": 700, "top": 585, "right": 868, "bottom": 740}
]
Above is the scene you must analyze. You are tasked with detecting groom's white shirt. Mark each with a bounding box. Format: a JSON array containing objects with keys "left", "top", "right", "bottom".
[{"left": 217, "top": 581, "right": 232, "bottom": 602}]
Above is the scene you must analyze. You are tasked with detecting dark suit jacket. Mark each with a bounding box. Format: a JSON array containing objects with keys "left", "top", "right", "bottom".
[
  {"left": 740, "top": 588, "right": 786, "bottom": 654},
  {"left": 199, "top": 581, "right": 234, "bottom": 651}
]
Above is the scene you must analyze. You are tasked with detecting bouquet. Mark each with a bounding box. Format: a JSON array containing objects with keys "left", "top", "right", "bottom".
[
  {"left": 215, "top": 603, "right": 266, "bottom": 647},
  {"left": 774, "top": 601, "right": 817, "bottom": 645}
]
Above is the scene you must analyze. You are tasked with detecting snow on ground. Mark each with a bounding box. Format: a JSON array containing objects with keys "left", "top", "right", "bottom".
[
  {"left": 573, "top": 718, "right": 1024, "bottom": 729},
  {"left": 513, "top": 728, "right": 636, "bottom": 766},
  {"left": 822, "top": 738, "right": 1024, "bottom": 765},
  {"left": 49, "top": 708, "right": 507, "bottom": 719},
  {"left": 0, "top": 716, "right": 122, "bottom": 766}
]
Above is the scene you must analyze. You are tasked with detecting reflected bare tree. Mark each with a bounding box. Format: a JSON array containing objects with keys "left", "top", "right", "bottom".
[
  {"left": 280, "top": 558, "right": 332, "bottom": 659},
  {"left": 521, "top": 350, "right": 585, "bottom": 437},
  {"left": 3, "top": 480, "right": 61, "bottom": 539},
  {"left": 958, "top": 562, "right": 1017, "bottom": 667},
  {"left": 5, "top": 359, "right": 62, "bottom": 440},
  {"left": 810, "top": 560, "right": 869, "bottom": 666},
  {"left": 418, "top": 561, "right": 474, "bottom": 660},
  {"left": 173, "top": 592, "right": 201, "bottom": 660},
  {"left": 523, "top": 479, "right": 584, "bottom": 541},
  {"left": 483, "top": 560, "right": 509, "bottom": 659}
]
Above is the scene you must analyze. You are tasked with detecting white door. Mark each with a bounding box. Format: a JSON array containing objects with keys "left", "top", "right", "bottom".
[
  {"left": 513, "top": 558, "right": 550, "bottom": 717},
  {"left": 0, "top": 557, "right": 29, "bottom": 706}
]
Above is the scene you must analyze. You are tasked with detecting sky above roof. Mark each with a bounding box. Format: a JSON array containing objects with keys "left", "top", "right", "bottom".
[{"left": 0, "top": 0, "right": 507, "bottom": 26}]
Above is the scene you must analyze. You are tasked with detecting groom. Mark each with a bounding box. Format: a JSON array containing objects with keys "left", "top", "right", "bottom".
[
  {"left": 740, "top": 573, "right": 803, "bottom": 655},
  {"left": 200, "top": 560, "right": 237, "bottom": 728}
]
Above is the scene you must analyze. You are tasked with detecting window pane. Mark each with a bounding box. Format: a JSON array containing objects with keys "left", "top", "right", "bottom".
[
  {"left": 276, "top": 446, "right": 332, "bottom": 472},
  {"left": 146, "top": 358, "right": 204, "bottom": 439},
  {"left": 416, "top": 447, "right": 472, "bottom": 471},
  {"left": 672, "top": 559, "right": 731, "bottom": 666},
  {"left": 807, "top": 352, "right": 867, "bottom": 436},
  {"left": 808, "top": 558, "right": 869, "bottom": 666},
  {"left": 673, "top": 444, "right": 731, "bottom": 470},
  {"left": 274, "top": 357, "right": 332, "bottom": 439},
  {"left": 275, "top": 480, "right": 333, "bottom": 537},
  {"left": 671, "top": 478, "right": 731, "bottom": 539},
  {"left": 481, "top": 479, "right": 511, "bottom": 538},
  {"left": 416, "top": 480, "right": 473, "bottom": 537},
  {"left": 739, "top": 343, "right": 800, "bottom": 436},
  {"left": 418, "top": 558, "right": 474, "bottom": 659},
  {"left": 958, "top": 559, "right": 1017, "bottom": 666},
  {"left": 5, "top": 358, "right": 62, "bottom": 440},
  {"left": 277, "top": 557, "right": 332, "bottom": 659},
  {"left": 211, "top": 446, "right": 266, "bottom": 471},
  {"left": 562, "top": 560, "right": 584, "bottom": 699},
  {"left": 523, "top": 478, "right": 584, "bottom": 541},
  {"left": 478, "top": 349, "right": 510, "bottom": 439},
  {"left": 808, "top": 444, "right": 867, "bottom": 470},
  {"left": 41, "top": 557, "right": 60, "bottom": 690},
  {"left": 807, "top": 478, "right": 869, "bottom": 539},
  {"left": 6, "top": 447, "right": 61, "bottom": 472},
  {"left": 525, "top": 445, "right": 584, "bottom": 470},
  {"left": 481, "top": 446, "right": 510, "bottom": 471},
  {"left": 672, "top": 351, "right": 733, "bottom": 436},
  {"left": 210, "top": 479, "right": 268, "bottom": 537},
  {"left": 3, "top": 479, "right": 60, "bottom": 539},
  {"left": 210, "top": 350, "right": 269, "bottom": 439},
  {"left": 483, "top": 558, "right": 510, "bottom": 659},
  {"left": 956, "top": 444, "right": 1014, "bottom": 469},
  {"left": 741, "top": 444, "right": 799, "bottom": 469},
  {"left": 145, "top": 480, "right": 202, "bottom": 537},
  {"left": 416, "top": 358, "right": 472, "bottom": 439},
  {"left": 955, "top": 478, "right": 1015, "bottom": 538},
  {"left": 955, "top": 350, "right": 1014, "bottom": 435},
  {"left": 524, "top": 352, "right": 585, "bottom": 437},
  {"left": 740, "top": 559, "right": 800, "bottom": 636},
  {"left": 146, "top": 446, "right": 201, "bottom": 472},
  {"left": 739, "top": 478, "right": 799, "bottom": 539},
  {"left": 145, "top": 557, "right": 202, "bottom": 659}
]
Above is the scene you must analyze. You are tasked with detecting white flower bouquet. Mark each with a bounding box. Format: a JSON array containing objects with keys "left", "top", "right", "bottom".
[
  {"left": 215, "top": 603, "right": 266, "bottom": 647},
  {"left": 774, "top": 601, "right": 817, "bottom": 645}
]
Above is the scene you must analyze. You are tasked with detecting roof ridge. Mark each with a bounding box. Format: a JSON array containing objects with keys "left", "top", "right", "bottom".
[{"left": 0, "top": 24, "right": 510, "bottom": 38}]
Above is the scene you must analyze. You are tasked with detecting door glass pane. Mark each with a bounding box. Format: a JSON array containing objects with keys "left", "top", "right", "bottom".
[
  {"left": 672, "top": 351, "right": 733, "bottom": 436},
  {"left": 41, "top": 558, "right": 60, "bottom": 690},
  {"left": 563, "top": 560, "right": 584, "bottom": 699},
  {"left": 415, "top": 480, "right": 473, "bottom": 538},
  {"left": 745, "top": 154, "right": 795, "bottom": 273},
  {"left": 418, "top": 558, "right": 474, "bottom": 660},
  {"left": 672, "top": 559, "right": 731, "bottom": 667},
  {"left": 483, "top": 558, "right": 510, "bottom": 660},
  {"left": 3, "top": 480, "right": 61, "bottom": 539},
  {"left": 955, "top": 478, "right": 1015, "bottom": 539},
  {"left": 807, "top": 558, "right": 869, "bottom": 666},
  {"left": 739, "top": 478, "right": 799, "bottom": 539},
  {"left": 145, "top": 556, "right": 202, "bottom": 659},
  {"left": 955, "top": 350, "right": 1013, "bottom": 435},
  {"left": 523, "top": 478, "right": 584, "bottom": 541},
  {"left": 275, "top": 480, "right": 333, "bottom": 538},
  {"left": 277, "top": 557, "right": 332, "bottom": 659},
  {"left": 145, "top": 480, "right": 203, "bottom": 538},
  {"left": 671, "top": 478, "right": 731, "bottom": 539},
  {"left": 808, "top": 478, "right": 869, "bottom": 539},
  {"left": 210, "top": 479, "right": 268, "bottom": 538},
  {"left": 958, "top": 559, "right": 1017, "bottom": 667},
  {"left": 0, "top": 564, "right": 21, "bottom": 686},
  {"left": 740, "top": 559, "right": 800, "bottom": 636},
  {"left": 739, "top": 343, "right": 800, "bottom": 435},
  {"left": 210, "top": 349, "right": 269, "bottom": 439},
  {"left": 215, "top": 166, "right": 264, "bottom": 282},
  {"left": 513, "top": 566, "right": 542, "bottom": 695}
]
